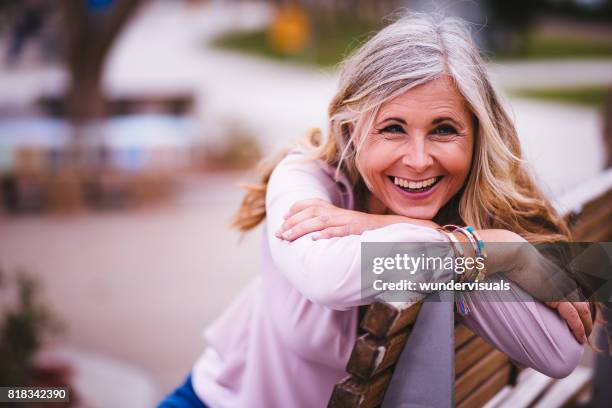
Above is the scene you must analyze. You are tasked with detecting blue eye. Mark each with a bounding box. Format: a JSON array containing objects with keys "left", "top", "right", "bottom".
[
  {"left": 433, "top": 125, "right": 457, "bottom": 136},
  {"left": 380, "top": 124, "right": 404, "bottom": 134}
]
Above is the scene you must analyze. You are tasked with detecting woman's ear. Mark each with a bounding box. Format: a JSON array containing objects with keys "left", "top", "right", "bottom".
[{"left": 342, "top": 122, "right": 354, "bottom": 140}]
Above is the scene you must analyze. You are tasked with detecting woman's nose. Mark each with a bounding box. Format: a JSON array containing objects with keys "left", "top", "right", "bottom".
[{"left": 401, "top": 139, "right": 434, "bottom": 173}]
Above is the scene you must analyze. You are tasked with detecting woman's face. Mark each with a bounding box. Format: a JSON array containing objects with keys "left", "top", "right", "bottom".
[{"left": 356, "top": 76, "right": 475, "bottom": 220}]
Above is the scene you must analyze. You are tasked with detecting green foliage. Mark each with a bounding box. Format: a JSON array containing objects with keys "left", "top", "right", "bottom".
[
  {"left": 212, "top": 10, "right": 380, "bottom": 67},
  {"left": 0, "top": 268, "right": 63, "bottom": 386},
  {"left": 512, "top": 87, "right": 611, "bottom": 107},
  {"left": 519, "top": 33, "right": 612, "bottom": 59}
]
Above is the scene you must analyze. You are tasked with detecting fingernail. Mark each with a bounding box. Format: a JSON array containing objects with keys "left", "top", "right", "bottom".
[
  {"left": 275, "top": 231, "right": 281, "bottom": 238},
  {"left": 283, "top": 229, "right": 292, "bottom": 238},
  {"left": 283, "top": 213, "right": 289, "bottom": 219}
]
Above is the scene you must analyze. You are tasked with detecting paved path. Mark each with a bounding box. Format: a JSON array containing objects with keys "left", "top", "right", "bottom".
[{"left": 0, "top": 172, "right": 262, "bottom": 394}]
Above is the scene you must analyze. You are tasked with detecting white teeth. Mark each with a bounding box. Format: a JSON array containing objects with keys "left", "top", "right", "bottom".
[{"left": 393, "top": 176, "right": 438, "bottom": 190}]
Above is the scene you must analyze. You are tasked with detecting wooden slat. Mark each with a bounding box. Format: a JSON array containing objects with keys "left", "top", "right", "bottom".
[
  {"left": 455, "top": 350, "right": 509, "bottom": 403},
  {"left": 346, "top": 331, "right": 410, "bottom": 379},
  {"left": 455, "top": 336, "right": 495, "bottom": 376},
  {"left": 328, "top": 370, "right": 393, "bottom": 408},
  {"left": 532, "top": 366, "right": 591, "bottom": 408},
  {"left": 495, "top": 368, "right": 554, "bottom": 408},
  {"left": 457, "top": 364, "right": 511, "bottom": 408},
  {"left": 454, "top": 324, "right": 476, "bottom": 349},
  {"left": 570, "top": 188, "right": 612, "bottom": 240},
  {"left": 572, "top": 207, "right": 612, "bottom": 241},
  {"left": 360, "top": 301, "right": 422, "bottom": 338}
]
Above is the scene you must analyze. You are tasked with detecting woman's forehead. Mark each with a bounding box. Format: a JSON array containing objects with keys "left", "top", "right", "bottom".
[{"left": 377, "top": 77, "right": 470, "bottom": 120}]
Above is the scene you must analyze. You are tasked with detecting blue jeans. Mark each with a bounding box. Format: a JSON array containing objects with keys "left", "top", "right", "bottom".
[{"left": 157, "top": 374, "right": 209, "bottom": 408}]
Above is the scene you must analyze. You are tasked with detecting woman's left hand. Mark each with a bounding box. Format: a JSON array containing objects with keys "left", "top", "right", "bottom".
[
  {"left": 545, "top": 300, "right": 593, "bottom": 344},
  {"left": 275, "top": 199, "right": 437, "bottom": 241}
]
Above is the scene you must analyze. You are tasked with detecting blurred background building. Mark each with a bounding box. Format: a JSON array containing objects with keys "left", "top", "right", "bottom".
[{"left": 0, "top": 0, "right": 610, "bottom": 406}]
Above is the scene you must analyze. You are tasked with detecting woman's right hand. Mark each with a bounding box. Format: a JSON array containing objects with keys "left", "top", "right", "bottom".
[
  {"left": 545, "top": 300, "right": 592, "bottom": 344},
  {"left": 276, "top": 198, "right": 438, "bottom": 241}
]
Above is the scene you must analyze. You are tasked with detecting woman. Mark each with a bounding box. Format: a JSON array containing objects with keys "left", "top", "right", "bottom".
[{"left": 159, "top": 13, "right": 593, "bottom": 408}]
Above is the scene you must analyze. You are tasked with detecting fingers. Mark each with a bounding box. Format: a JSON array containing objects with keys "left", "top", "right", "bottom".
[
  {"left": 276, "top": 215, "right": 334, "bottom": 241},
  {"left": 312, "top": 225, "right": 352, "bottom": 240},
  {"left": 547, "top": 300, "right": 593, "bottom": 343},
  {"left": 283, "top": 199, "right": 331, "bottom": 219},
  {"left": 280, "top": 206, "right": 327, "bottom": 232},
  {"left": 545, "top": 301, "right": 559, "bottom": 309},
  {"left": 557, "top": 302, "right": 587, "bottom": 344},
  {"left": 573, "top": 302, "right": 593, "bottom": 339}
]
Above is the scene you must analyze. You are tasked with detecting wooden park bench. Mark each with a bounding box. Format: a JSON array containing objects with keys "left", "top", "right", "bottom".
[{"left": 328, "top": 168, "right": 612, "bottom": 408}]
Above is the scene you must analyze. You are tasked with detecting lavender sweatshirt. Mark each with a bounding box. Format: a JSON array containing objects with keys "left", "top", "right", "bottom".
[{"left": 191, "top": 151, "right": 583, "bottom": 408}]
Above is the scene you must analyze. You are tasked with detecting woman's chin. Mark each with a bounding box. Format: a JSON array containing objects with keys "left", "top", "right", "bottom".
[{"left": 392, "top": 206, "right": 439, "bottom": 221}]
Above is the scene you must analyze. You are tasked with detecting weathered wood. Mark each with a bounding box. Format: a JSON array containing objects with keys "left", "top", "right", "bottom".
[
  {"left": 328, "top": 370, "right": 393, "bottom": 408},
  {"left": 454, "top": 324, "right": 476, "bottom": 349},
  {"left": 455, "top": 350, "right": 509, "bottom": 403},
  {"left": 532, "top": 366, "right": 591, "bottom": 408},
  {"left": 455, "top": 335, "right": 495, "bottom": 376},
  {"left": 570, "top": 188, "right": 612, "bottom": 241},
  {"left": 495, "top": 369, "right": 555, "bottom": 408},
  {"left": 457, "top": 364, "right": 511, "bottom": 408},
  {"left": 360, "top": 301, "right": 422, "bottom": 338},
  {"left": 346, "top": 331, "right": 410, "bottom": 379}
]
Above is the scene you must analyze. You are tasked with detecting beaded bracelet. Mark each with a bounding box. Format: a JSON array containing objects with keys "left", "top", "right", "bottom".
[
  {"left": 438, "top": 226, "right": 471, "bottom": 315},
  {"left": 440, "top": 225, "right": 479, "bottom": 283},
  {"left": 464, "top": 226, "right": 488, "bottom": 281},
  {"left": 453, "top": 227, "right": 483, "bottom": 282}
]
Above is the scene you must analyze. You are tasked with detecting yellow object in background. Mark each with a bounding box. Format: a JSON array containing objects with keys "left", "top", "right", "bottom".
[{"left": 267, "top": 5, "right": 311, "bottom": 55}]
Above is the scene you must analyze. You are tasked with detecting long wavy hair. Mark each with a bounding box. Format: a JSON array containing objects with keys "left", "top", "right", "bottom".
[{"left": 232, "top": 12, "right": 570, "bottom": 243}]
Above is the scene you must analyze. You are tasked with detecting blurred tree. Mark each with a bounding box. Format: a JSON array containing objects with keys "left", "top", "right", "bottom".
[
  {"left": 0, "top": 269, "right": 63, "bottom": 386},
  {"left": 61, "top": 0, "right": 145, "bottom": 123},
  {"left": 486, "top": 0, "right": 545, "bottom": 54}
]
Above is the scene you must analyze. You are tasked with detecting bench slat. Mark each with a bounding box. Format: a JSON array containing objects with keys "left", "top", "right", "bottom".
[
  {"left": 457, "top": 364, "right": 511, "bottom": 408},
  {"left": 346, "top": 331, "right": 410, "bottom": 380},
  {"left": 454, "top": 324, "right": 476, "bottom": 349},
  {"left": 360, "top": 301, "right": 422, "bottom": 338},
  {"left": 455, "top": 335, "right": 495, "bottom": 376},
  {"left": 328, "top": 370, "right": 393, "bottom": 408},
  {"left": 532, "top": 366, "right": 591, "bottom": 408},
  {"left": 455, "top": 350, "right": 509, "bottom": 403}
]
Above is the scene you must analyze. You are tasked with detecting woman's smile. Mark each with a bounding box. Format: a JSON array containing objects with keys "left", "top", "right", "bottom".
[{"left": 388, "top": 175, "right": 443, "bottom": 199}]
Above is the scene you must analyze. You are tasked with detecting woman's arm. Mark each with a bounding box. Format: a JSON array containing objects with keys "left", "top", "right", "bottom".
[
  {"left": 265, "top": 155, "right": 451, "bottom": 311},
  {"left": 278, "top": 200, "right": 592, "bottom": 343},
  {"left": 276, "top": 198, "right": 438, "bottom": 241},
  {"left": 458, "top": 279, "right": 584, "bottom": 379},
  {"left": 276, "top": 198, "right": 590, "bottom": 377}
]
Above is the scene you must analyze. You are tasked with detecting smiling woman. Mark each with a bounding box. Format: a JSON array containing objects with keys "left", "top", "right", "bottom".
[{"left": 158, "top": 12, "right": 596, "bottom": 408}]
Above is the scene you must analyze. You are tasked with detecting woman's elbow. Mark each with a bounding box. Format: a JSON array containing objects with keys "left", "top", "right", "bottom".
[
  {"left": 539, "top": 340, "right": 583, "bottom": 379},
  {"left": 306, "top": 286, "right": 353, "bottom": 310}
]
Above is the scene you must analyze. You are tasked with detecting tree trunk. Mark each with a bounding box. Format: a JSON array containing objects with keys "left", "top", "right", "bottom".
[
  {"left": 61, "top": 0, "right": 145, "bottom": 124},
  {"left": 66, "top": 59, "right": 106, "bottom": 123}
]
